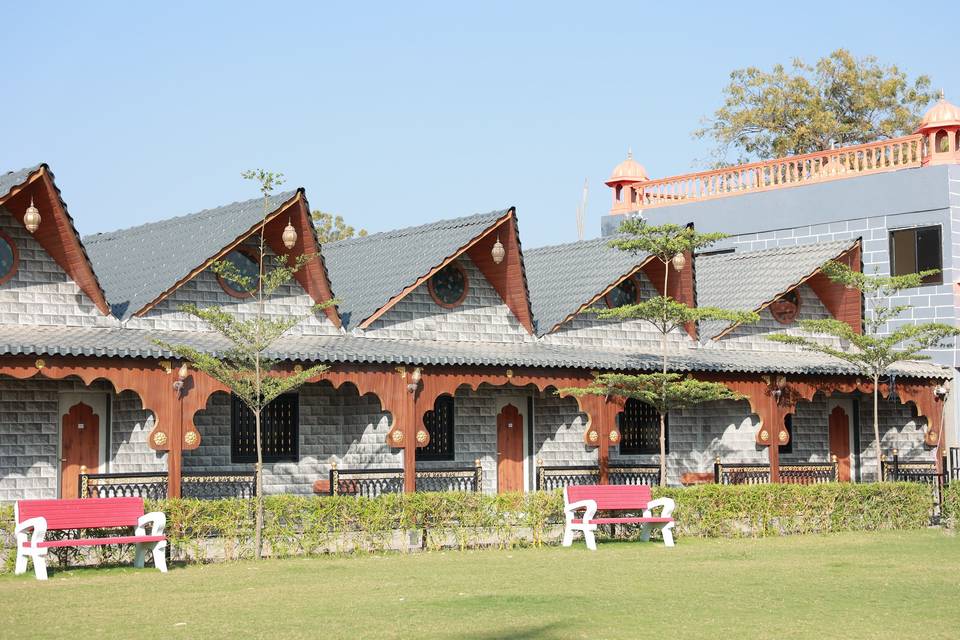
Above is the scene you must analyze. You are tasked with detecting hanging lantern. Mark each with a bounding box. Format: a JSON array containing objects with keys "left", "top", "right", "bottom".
[
  {"left": 282, "top": 218, "right": 297, "bottom": 250},
  {"left": 23, "top": 198, "right": 41, "bottom": 233},
  {"left": 670, "top": 252, "right": 686, "bottom": 271},
  {"left": 491, "top": 235, "right": 505, "bottom": 264}
]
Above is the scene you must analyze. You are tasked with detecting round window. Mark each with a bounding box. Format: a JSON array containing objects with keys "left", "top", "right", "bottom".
[
  {"left": 428, "top": 262, "right": 469, "bottom": 308},
  {"left": 770, "top": 290, "right": 802, "bottom": 325},
  {"left": 0, "top": 231, "right": 18, "bottom": 286},
  {"left": 217, "top": 248, "right": 260, "bottom": 298},
  {"left": 605, "top": 277, "right": 639, "bottom": 308}
]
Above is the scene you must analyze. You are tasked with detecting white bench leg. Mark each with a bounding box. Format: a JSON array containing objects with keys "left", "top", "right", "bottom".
[
  {"left": 661, "top": 523, "right": 675, "bottom": 548},
  {"left": 33, "top": 553, "right": 48, "bottom": 581},
  {"left": 640, "top": 523, "right": 652, "bottom": 542},
  {"left": 583, "top": 527, "right": 597, "bottom": 551},
  {"left": 153, "top": 542, "right": 168, "bottom": 573},
  {"left": 562, "top": 524, "right": 574, "bottom": 547},
  {"left": 134, "top": 543, "right": 145, "bottom": 568},
  {"left": 15, "top": 551, "right": 28, "bottom": 576}
]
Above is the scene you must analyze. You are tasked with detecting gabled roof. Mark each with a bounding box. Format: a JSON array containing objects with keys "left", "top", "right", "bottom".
[
  {"left": 696, "top": 239, "right": 859, "bottom": 340},
  {"left": 0, "top": 164, "right": 111, "bottom": 315},
  {"left": 324, "top": 209, "right": 517, "bottom": 329},
  {"left": 84, "top": 190, "right": 298, "bottom": 320},
  {"left": 524, "top": 235, "right": 653, "bottom": 335}
]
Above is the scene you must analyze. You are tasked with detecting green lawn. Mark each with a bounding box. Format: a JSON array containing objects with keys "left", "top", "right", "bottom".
[{"left": 2, "top": 530, "right": 959, "bottom": 639}]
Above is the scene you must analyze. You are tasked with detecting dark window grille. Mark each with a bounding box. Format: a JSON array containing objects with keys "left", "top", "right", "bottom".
[
  {"left": 418, "top": 395, "right": 455, "bottom": 461},
  {"left": 780, "top": 413, "right": 794, "bottom": 454},
  {"left": 230, "top": 393, "right": 299, "bottom": 463},
  {"left": 889, "top": 226, "right": 942, "bottom": 285},
  {"left": 617, "top": 399, "right": 666, "bottom": 455}
]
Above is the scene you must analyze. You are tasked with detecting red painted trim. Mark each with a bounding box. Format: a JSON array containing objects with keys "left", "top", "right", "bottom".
[{"left": 0, "top": 229, "right": 19, "bottom": 286}]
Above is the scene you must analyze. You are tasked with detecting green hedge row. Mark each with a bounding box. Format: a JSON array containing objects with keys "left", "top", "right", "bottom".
[
  {"left": 943, "top": 482, "right": 960, "bottom": 529},
  {"left": 0, "top": 482, "right": 937, "bottom": 572}
]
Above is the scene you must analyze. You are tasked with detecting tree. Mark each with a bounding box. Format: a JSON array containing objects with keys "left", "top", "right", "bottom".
[
  {"left": 767, "top": 262, "right": 959, "bottom": 480},
  {"left": 695, "top": 49, "right": 936, "bottom": 164},
  {"left": 312, "top": 210, "right": 367, "bottom": 243},
  {"left": 563, "top": 221, "right": 758, "bottom": 483},
  {"left": 156, "top": 170, "right": 334, "bottom": 558}
]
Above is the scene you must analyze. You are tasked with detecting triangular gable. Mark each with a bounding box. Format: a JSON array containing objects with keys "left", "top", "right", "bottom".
[
  {"left": 0, "top": 164, "right": 111, "bottom": 315},
  {"left": 324, "top": 208, "right": 534, "bottom": 333},
  {"left": 84, "top": 189, "right": 340, "bottom": 326},
  {"left": 697, "top": 239, "right": 862, "bottom": 340}
]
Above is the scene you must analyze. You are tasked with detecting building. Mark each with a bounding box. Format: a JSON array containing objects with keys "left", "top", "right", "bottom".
[{"left": 0, "top": 107, "right": 954, "bottom": 500}]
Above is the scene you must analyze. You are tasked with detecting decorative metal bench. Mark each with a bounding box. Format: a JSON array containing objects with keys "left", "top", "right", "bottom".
[
  {"left": 562, "top": 484, "right": 675, "bottom": 551},
  {"left": 14, "top": 497, "right": 167, "bottom": 580}
]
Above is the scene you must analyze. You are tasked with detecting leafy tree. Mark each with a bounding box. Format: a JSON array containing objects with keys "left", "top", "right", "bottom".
[
  {"left": 312, "top": 209, "right": 367, "bottom": 243},
  {"left": 695, "top": 49, "right": 936, "bottom": 164},
  {"left": 767, "top": 262, "right": 959, "bottom": 480},
  {"left": 563, "top": 221, "right": 758, "bottom": 483},
  {"left": 156, "top": 170, "right": 335, "bottom": 557}
]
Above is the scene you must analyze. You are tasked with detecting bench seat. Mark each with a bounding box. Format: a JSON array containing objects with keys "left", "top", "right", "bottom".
[
  {"left": 21, "top": 535, "right": 166, "bottom": 549},
  {"left": 562, "top": 484, "right": 676, "bottom": 550},
  {"left": 570, "top": 517, "right": 673, "bottom": 525}
]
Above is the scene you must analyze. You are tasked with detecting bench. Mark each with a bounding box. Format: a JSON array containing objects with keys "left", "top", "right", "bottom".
[
  {"left": 562, "top": 484, "right": 675, "bottom": 550},
  {"left": 14, "top": 497, "right": 167, "bottom": 580}
]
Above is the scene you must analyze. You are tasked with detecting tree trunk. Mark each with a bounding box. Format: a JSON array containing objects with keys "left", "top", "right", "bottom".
[
  {"left": 873, "top": 375, "right": 882, "bottom": 482},
  {"left": 660, "top": 257, "right": 670, "bottom": 485},
  {"left": 254, "top": 410, "right": 264, "bottom": 558}
]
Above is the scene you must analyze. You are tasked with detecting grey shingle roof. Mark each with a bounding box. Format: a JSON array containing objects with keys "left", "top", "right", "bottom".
[
  {"left": 696, "top": 239, "right": 857, "bottom": 339},
  {"left": 0, "top": 326, "right": 945, "bottom": 379},
  {"left": 83, "top": 190, "right": 297, "bottom": 320},
  {"left": 524, "top": 235, "right": 651, "bottom": 335},
  {"left": 323, "top": 209, "right": 510, "bottom": 329},
  {"left": 0, "top": 165, "right": 42, "bottom": 198}
]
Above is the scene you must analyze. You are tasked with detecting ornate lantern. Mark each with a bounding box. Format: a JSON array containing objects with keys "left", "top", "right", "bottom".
[
  {"left": 23, "top": 198, "right": 41, "bottom": 233},
  {"left": 282, "top": 219, "right": 297, "bottom": 250},
  {"left": 670, "top": 252, "right": 686, "bottom": 271},
  {"left": 491, "top": 236, "right": 505, "bottom": 264}
]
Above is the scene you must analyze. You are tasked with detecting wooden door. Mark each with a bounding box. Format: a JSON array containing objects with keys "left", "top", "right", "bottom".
[
  {"left": 828, "top": 406, "right": 851, "bottom": 482},
  {"left": 497, "top": 404, "right": 524, "bottom": 493},
  {"left": 61, "top": 402, "right": 99, "bottom": 498}
]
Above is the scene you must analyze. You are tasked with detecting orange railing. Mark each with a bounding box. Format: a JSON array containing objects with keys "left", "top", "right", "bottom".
[{"left": 611, "top": 134, "right": 924, "bottom": 213}]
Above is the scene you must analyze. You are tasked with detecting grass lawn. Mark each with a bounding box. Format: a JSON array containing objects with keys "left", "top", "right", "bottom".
[{"left": 2, "top": 530, "right": 959, "bottom": 639}]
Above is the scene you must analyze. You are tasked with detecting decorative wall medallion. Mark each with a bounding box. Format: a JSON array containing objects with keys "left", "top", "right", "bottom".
[
  {"left": 778, "top": 430, "right": 788, "bottom": 443},
  {"left": 391, "top": 430, "right": 404, "bottom": 443},
  {"left": 158, "top": 360, "right": 172, "bottom": 374},
  {"left": 505, "top": 369, "right": 514, "bottom": 379},
  {"left": 770, "top": 290, "right": 801, "bottom": 325},
  {"left": 416, "top": 430, "right": 428, "bottom": 444},
  {"left": 293, "top": 364, "right": 303, "bottom": 374},
  {"left": 609, "top": 430, "right": 620, "bottom": 443},
  {"left": 759, "top": 429, "right": 769, "bottom": 442},
  {"left": 588, "top": 430, "right": 599, "bottom": 443},
  {"left": 153, "top": 432, "right": 168, "bottom": 447},
  {"left": 35, "top": 358, "right": 45, "bottom": 370},
  {"left": 184, "top": 431, "right": 198, "bottom": 446}
]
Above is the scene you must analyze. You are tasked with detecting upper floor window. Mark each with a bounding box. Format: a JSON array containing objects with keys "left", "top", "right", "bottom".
[
  {"left": 418, "top": 395, "right": 455, "bottom": 461},
  {"left": 605, "top": 276, "right": 640, "bottom": 308},
  {"left": 889, "top": 226, "right": 942, "bottom": 285},
  {"left": 230, "top": 393, "right": 299, "bottom": 463},
  {"left": 617, "top": 398, "right": 666, "bottom": 455},
  {"left": 0, "top": 231, "right": 17, "bottom": 286},
  {"left": 218, "top": 248, "right": 261, "bottom": 298},
  {"left": 429, "top": 262, "right": 469, "bottom": 308}
]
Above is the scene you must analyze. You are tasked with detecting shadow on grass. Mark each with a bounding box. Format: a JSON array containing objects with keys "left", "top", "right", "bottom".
[{"left": 439, "top": 622, "right": 567, "bottom": 639}]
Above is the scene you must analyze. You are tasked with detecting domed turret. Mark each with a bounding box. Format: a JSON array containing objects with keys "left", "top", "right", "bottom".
[
  {"left": 606, "top": 149, "right": 649, "bottom": 214},
  {"left": 916, "top": 92, "right": 960, "bottom": 165}
]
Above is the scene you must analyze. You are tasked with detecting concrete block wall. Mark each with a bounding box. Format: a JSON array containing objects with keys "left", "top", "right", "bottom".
[
  {"left": 110, "top": 390, "right": 166, "bottom": 474},
  {"left": 858, "top": 395, "right": 934, "bottom": 482},
  {"left": 0, "top": 206, "right": 118, "bottom": 328},
  {"left": 540, "top": 270, "right": 690, "bottom": 349},
  {"left": 0, "top": 378, "right": 60, "bottom": 501},
  {"left": 365, "top": 256, "right": 530, "bottom": 343},
  {"left": 534, "top": 392, "right": 595, "bottom": 469},
  {"left": 126, "top": 240, "right": 338, "bottom": 335}
]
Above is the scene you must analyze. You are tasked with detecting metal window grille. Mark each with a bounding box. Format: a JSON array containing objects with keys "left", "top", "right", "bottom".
[
  {"left": 617, "top": 399, "right": 666, "bottom": 455},
  {"left": 417, "top": 395, "right": 455, "bottom": 461},
  {"left": 230, "top": 393, "right": 299, "bottom": 463}
]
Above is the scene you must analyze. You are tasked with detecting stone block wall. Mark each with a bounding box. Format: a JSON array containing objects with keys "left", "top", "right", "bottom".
[
  {"left": 110, "top": 390, "right": 166, "bottom": 474},
  {"left": 0, "top": 379, "right": 60, "bottom": 501},
  {"left": 0, "top": 206, "right": 118, "bottom": 329},
  {"left": 365, "top": 256, "right": 530, "bottom": 343},
  {"left": 534, "top": 392, "right": 594, "bottom": 468}
]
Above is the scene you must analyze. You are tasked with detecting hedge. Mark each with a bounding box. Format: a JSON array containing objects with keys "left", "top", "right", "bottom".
[
  {"left": 0, "top": 482, "right": 937, "bottom": 573},
  {"left": 943, "top": 481, "right": 960, "bottom": 529}
]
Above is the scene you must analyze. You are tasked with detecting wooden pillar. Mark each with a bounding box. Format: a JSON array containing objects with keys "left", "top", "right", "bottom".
[{"left": 578, "top": 395, "right": 620, "bottom": 485}]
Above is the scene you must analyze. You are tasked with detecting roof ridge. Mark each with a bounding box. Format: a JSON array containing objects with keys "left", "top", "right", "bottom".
[
  {"left": 524, "top": 234, "right": 629, "bottom": 256},
  {"left": 699, "top": 238, "right": 855, "bottom": 262},
  {"left": 324, "top": 209, "right": 509, "bottom": 249},
  {"left": 83, "top": 189, "right": 298, "bottom": 244}
]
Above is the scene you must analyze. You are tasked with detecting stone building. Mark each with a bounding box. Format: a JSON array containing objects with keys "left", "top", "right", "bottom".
[{"left": 0, "top": 115, "right": 954, "bottom": 500}]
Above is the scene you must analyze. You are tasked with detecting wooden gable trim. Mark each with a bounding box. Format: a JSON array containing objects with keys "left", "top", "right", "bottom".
[
  {"left": 0, "top": 165, "right": 111, "bottom": 315},
  {"left": 712, "top": 240, "right": 863, "bottom": 340},
  {"left": 543, "top": 255, "right": 657, "bottom": 335},
  {"left": 641, "top": 251, "right": 697, "bottom": 339},
  {"left": 134, "top": 190, "right": 340, "bottom": 327},
  {"left": 357, "top": 209, "right": 533, "bottom": 331}
]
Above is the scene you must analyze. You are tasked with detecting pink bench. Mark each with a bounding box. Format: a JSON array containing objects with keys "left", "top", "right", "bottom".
[
  {"left": 562, "top": 484, "right": 675, "bottom": 550},
  {"left": 14, "top": 497, "right": 167, "bottom": 580}
]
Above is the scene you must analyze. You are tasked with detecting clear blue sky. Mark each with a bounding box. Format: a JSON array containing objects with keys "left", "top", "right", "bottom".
[{"left": 3, "top": 1, "right": 958, "bottom": 248}]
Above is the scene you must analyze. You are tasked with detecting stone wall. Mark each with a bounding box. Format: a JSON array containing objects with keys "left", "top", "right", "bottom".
[
  {"left": 365, "top": 256, "right": 530, "bottom": 343},
  {"left": 0, "top": 206, "right": 117, "bottom": 328},
  {"left": 0, "top": 378, "right": 60, "bottom": 501},
  {"left": 110, "top": 391, "right": 166, "bottom": 474}
]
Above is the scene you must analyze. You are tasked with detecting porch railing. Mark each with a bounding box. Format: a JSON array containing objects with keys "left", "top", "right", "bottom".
[
  {"left": 535, "top": 462, "right": 661, "bottom": 491},
  {"left": 329, "top": 461, "right": 483, "bottom": 497},
  {"left": 79, "top": 469, "right": 256, "bottom": 500},
  {"left": 714, "top": 460, "right": 838, "bottom": 485}
]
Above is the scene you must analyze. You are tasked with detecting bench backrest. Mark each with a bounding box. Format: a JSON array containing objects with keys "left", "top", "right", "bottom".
[
  {"left": 15, "top": 498, "right": 145, "bottom": 531},
  {"left": 565, "top": 484, "right": 652, "bottom": 510}
]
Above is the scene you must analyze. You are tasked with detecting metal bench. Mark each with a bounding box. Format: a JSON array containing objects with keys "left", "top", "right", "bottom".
[
  {"left": 562, "top": 484, "right": 675, "bottom": 550},
  {"left": 14, "top": 497, "right": 167, "bottom": 580}
]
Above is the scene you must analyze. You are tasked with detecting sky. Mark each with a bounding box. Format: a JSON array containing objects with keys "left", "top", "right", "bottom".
[{"left": 2, "top": 1, "right": 959, "bottom": 249}]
